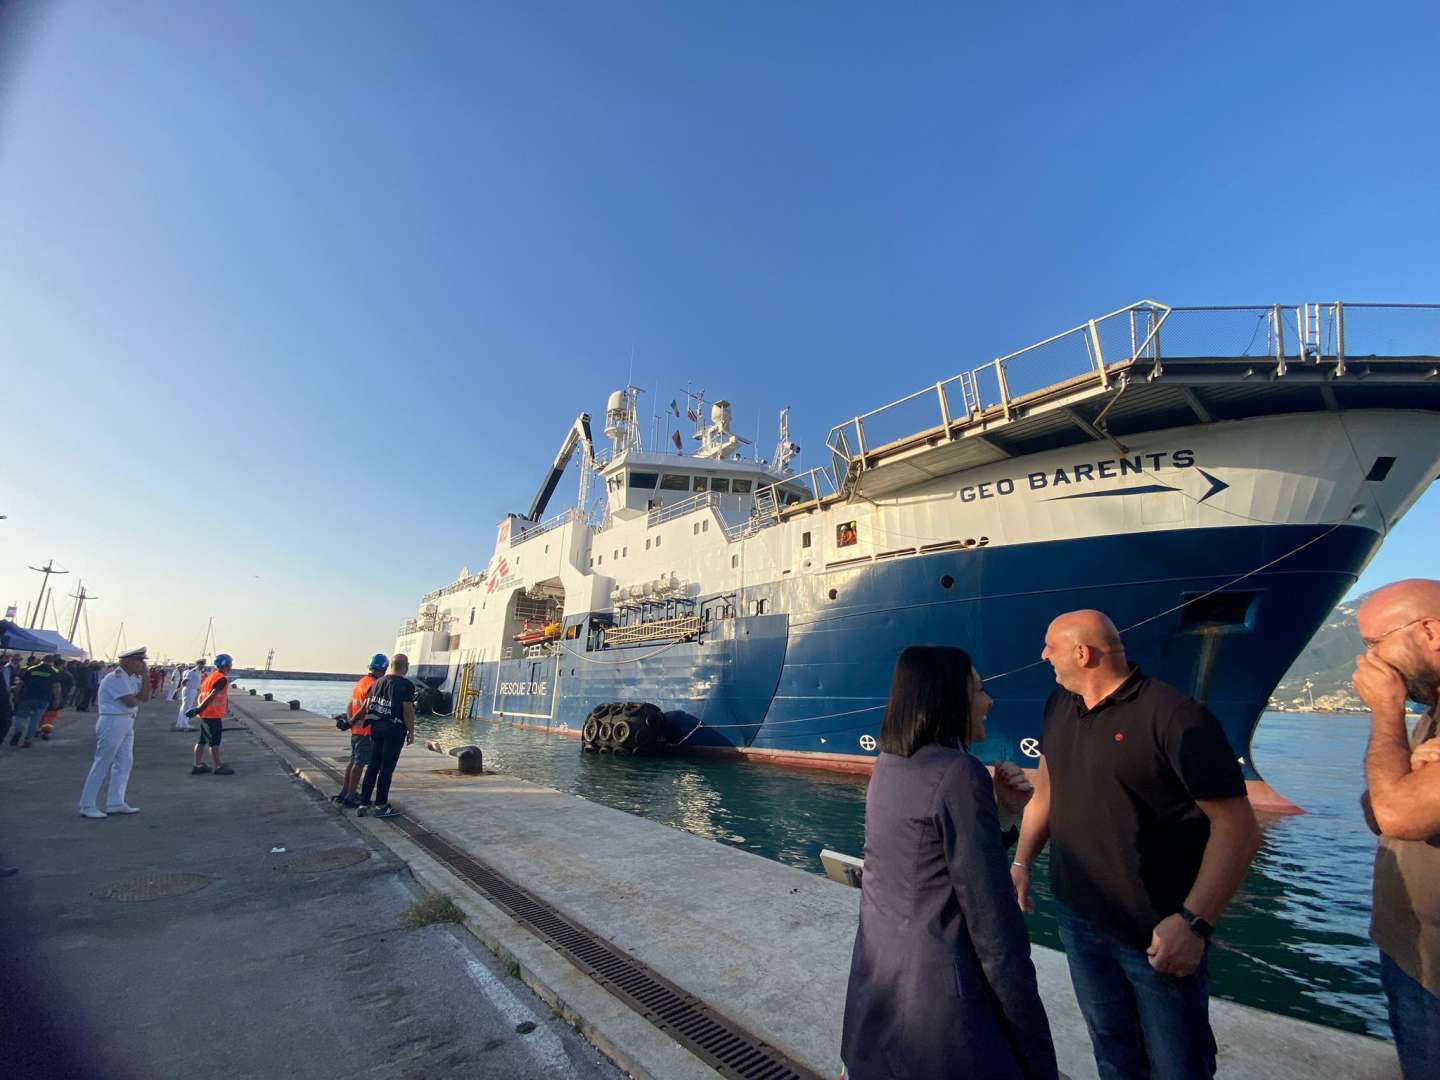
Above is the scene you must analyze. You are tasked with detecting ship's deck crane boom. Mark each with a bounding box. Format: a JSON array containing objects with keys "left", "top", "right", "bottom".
[{"left": 526, "top": 413, "right": 595, "bottom": 522}]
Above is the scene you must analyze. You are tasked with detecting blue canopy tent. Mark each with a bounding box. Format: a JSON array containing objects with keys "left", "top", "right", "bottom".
[
  {"left": 0, "top": 620, "right": 55, "bottom": 654},
  {"left": 0, "top": 622, "right": 86, "bottom": 658}
]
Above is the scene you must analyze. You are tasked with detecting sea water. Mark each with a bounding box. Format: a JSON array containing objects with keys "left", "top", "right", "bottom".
[{"left": 240, "top": 680, "right": 1389, "bottom": 1038}]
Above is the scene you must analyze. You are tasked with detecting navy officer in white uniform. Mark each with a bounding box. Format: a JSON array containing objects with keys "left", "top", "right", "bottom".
[{"left": 79, "top": 646, "right": 152, "bottom": 818}]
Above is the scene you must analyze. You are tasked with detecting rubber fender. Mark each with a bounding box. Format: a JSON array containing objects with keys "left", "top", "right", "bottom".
[
  {"left": 582, "top": 718, "right": 601, "bottom": 744},
  {"left": 621, "top": 702, "right": 643, "bottom": 716},
  {"left": 598, "top": 720, "right": 615, "bottom": 744},
  {"left": 611, "top": 719, "right": 633, "bottom": 748}
]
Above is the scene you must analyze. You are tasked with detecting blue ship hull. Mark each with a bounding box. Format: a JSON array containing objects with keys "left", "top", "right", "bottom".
[{"left": 418, "top": 522, "right": 1376, "bottom": 781}]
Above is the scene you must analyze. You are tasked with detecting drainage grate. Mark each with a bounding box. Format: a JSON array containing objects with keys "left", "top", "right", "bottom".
[
  {"left": 276, "top": 847, "right": 371, "bottom": 873},
  {"left": 94, "top": 872, "right": 212, "bottom": 901},
  {"left": 389, "top": 816, "right": 817, "bottom": 1080},
  {"left": 255, "top": 713, "right": 820, "bottom": 1080}
]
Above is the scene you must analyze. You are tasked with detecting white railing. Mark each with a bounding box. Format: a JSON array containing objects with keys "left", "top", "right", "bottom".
[
  {"left": 510, "top": 508, "right": 575, "bottom": 546},
  {"left": 825, "top": 300, "right": 1440, "bottom": 479},
  {"left": 647, "top": 490, "right": 720, "bottom": 528}
]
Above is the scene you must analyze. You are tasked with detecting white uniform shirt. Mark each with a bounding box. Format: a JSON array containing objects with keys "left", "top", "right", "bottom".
[
  {"left": 98, "top": 668, "right": 142, "bottom": 717},
  {"left": 181, "top": 667, "right": 202, "bottom": 705}
]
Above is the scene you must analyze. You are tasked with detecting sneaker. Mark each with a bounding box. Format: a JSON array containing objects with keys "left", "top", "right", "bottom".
[
  {"left": 374, "top": 805, "right": 399, "bottom": 819},
  {"left": 104, "top": 804, "right": 140, "bottom": 815},
  {"left": 213, "top": 765, "right": 235, "bottom": 776},
  {"left": 191, "top": 764, "right": 212, "bottom": 775},
  {"left": 330, "top": 793, "right": 346, "bottom": 803},
  {"left": 21, "top": 738, "right": 31, "bottom": 748},
  {"left": 356, "top": 804, "right": 371, "bottom": 817},
  {"left": 340, "top": 794, "right": 363, "bottom": 809},
  {"left": 78, "top": 808, "right": 108, "bottom": 819}
]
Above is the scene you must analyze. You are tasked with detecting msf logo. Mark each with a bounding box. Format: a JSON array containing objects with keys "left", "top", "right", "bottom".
[{"left": 487, "top": 558, "right": 510, "bottom": 594}]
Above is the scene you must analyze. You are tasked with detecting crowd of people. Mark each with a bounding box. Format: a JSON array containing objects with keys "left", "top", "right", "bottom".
[
  {"left": 842, "top": 581, "right": 1439, "bottom": 1080},
  {"left": 0, "top": 651, "right": 237, "bottom": 818},
  {"left": 0, "top": 656, "right": 107, "bottom": 746}
]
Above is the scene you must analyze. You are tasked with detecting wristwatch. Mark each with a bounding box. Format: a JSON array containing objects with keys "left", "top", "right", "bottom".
[{"left": 1179, "top": 906, "right": 1214, "bottom": 940}]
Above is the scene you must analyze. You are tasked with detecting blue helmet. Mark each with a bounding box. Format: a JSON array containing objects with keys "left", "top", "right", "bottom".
[
  {"left": 368, "top": 653, "right": 388, "bottom": 672},
  {"left": 215, "top": 653, "right": 233, "bottom": 670}
]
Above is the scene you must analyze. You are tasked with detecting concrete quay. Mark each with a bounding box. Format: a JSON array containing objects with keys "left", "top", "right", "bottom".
[
  {"left": 0, "top": 698, "right": 621, "bottom": 1080},
  {"left": 230, "top": 693, "right": 1400, "bottom": 1080}
]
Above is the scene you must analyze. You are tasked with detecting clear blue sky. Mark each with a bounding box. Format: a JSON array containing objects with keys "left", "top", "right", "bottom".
[{"left": 2, "top": 1, "right": 1437, "bottom": 668}]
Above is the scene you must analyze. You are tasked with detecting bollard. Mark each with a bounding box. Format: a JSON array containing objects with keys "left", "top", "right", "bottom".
[
  {"left": 263, "top": 693, "right": 273, "bottom": 702},
  {"left": 288, "top": 700, "right": 300, "bottom": 711},
  {"left": 448, "top": 745, "right": 484, "bottom": 775},
  {"left": 248, "top": 689, "right": 256, "bottom": 696}
]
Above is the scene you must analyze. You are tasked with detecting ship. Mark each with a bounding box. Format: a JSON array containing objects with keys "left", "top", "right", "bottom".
[{"left": 396, "top": 300, "right": 1440, "bottom": 812}]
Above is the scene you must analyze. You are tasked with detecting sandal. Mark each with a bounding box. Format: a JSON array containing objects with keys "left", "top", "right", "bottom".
[{"left": 213, "top": 765, "right": 235, "bottom": 775}]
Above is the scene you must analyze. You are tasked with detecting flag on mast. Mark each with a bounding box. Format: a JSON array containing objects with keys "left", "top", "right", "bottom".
[
  {"left": 671, "top": 430, "right": 683, "bottom": 453},
  {"left": 669, "top": 399, "right": 680, "bottom": 417}
]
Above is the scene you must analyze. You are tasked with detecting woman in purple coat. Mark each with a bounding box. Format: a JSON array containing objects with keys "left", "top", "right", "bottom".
[{"left": 841, "top": 646, "right": 1057, "bottom": 1079}]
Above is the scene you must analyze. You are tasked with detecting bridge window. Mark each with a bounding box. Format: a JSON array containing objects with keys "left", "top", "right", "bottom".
[
  {"left": 630, "top": 472, "right": 659, "bottom": 489},
  {"left": 702, "top": 520, "right": 709, "bottom": 533},
  {"left": 469, "top": 608, "right": 475, "bottom": 625},
  {"left": 693, "top": 476, "right": 708, "bottom": 492},
  {"left": 711, "top": 477, "right": 730, "bottom": 493},
  {"left": 645, "top": 539, "right": 651, "bottom": 550},
  {"left": 655, "top": 535, "right": 662, "bottom": 547},
  {"left": 802, "top": 532, "right": 812, "bottom": 549},
  {"left": 733, "top": 479, "right": 752, "bottom": 494},
  {"left": 659, "top": 474, "right": 689, "bottom": 491},
  {"left": 731, "top": 555, "right": 739, "bottom": 569}
]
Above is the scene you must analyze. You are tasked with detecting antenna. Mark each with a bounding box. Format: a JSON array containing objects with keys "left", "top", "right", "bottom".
[
  {"left": 26, "top": 559, "right": 68, "bottom": 627},
  {"left": 111, "top": 621, "right": 127, "bottom": 662},
  {"left": 199, "top": 617, "right": 216, "bottom": 658},
  {"left": 773, "top": 407, "right": 800, "bottom": 474}
]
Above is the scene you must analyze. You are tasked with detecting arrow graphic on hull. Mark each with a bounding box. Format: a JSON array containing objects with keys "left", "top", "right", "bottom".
[
  {"left": 1042, "top": 470, "right": 1229, "bottom": 503},
  {"left": 1196, "top": 468, "right": 1229, "bottom": 503}
]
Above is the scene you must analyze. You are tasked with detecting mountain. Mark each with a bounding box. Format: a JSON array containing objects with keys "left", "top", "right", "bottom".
[{"left": 1272, "top": 593, "right": 1369, "bottom": 709}]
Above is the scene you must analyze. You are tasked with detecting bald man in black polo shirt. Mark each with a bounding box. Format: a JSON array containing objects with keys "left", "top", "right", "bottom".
[{"left": 1013, "top": 610, "right": 1260, "bottom": 1080}]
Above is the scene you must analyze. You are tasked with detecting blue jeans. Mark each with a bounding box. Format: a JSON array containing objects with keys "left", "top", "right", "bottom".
[
  {"left": 1056, "top": 903, "right": 1216, "bottom": 1080},
  {"left": 14, "top": 699, "right": 47, "bottom": 739},
  {"left": 1381, "top": 951, "right": 1440, "bottom": 1078}
]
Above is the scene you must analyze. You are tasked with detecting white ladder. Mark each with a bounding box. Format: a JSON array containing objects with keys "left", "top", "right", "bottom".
[
  {"left": 956, "top": 370, "right": 982, "bottom": 417},
  {"left": 754, "top": 486, "right": 778, "bottom": 521}
]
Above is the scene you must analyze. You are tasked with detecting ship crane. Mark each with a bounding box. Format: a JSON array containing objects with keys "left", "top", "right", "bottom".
[{"left": 526, "top": 413, "right": 596, "bottom": 522}]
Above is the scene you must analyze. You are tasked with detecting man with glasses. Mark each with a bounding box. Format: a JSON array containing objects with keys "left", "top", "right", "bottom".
[{"left": 1353, "top": 579, "right": 1440, "bottom": 1078}]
